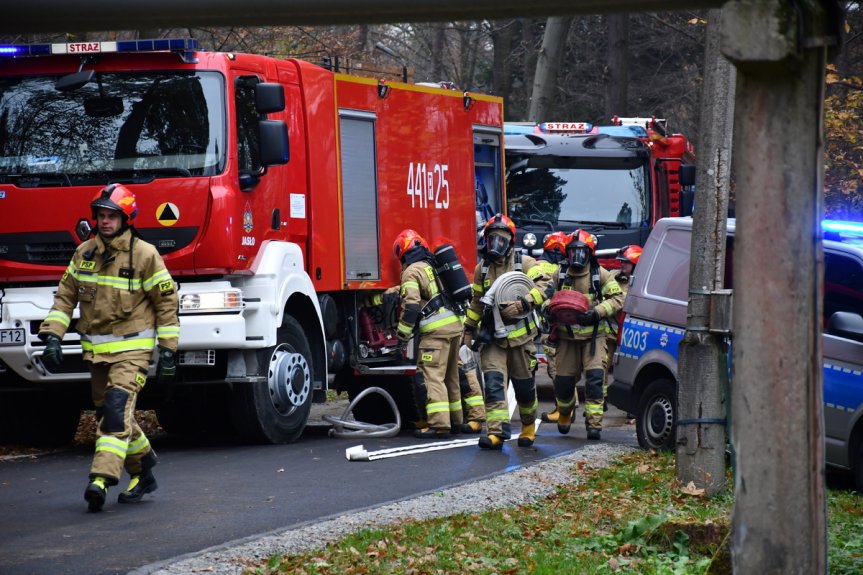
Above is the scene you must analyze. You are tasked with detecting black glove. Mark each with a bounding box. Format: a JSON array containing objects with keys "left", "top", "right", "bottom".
[
  {"left": 577, "top": 309, "right": 600, "bottom": 326},
  {"left": 156, "top": 346, "right": 177, "bottom": 384},
  {"left": 42, "top": 334, "right": 63, "bottom": 370},
  {"left": 383, "top": 291, "right": 400, "bottom": 308}
]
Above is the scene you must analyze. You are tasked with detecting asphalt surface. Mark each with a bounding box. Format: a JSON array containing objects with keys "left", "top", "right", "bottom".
[{"left": 0, "top": 380, "right": 637, "bottom": 575}]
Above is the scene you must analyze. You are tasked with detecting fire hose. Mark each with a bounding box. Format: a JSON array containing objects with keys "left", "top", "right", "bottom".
[
  {"left": 479, "top": 271, "right": 535, "bottom": 339},
  {"left": 322, "top": 386, "right": 402, "bottom": 438}
]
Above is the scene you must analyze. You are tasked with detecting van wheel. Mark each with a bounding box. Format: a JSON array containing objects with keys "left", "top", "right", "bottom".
[
  {"left": 635, "top": 378, "right": 677, "bottom": 450},
  {"left": 230, "top": 315, "right": 314, "bottom": 444},
  {"left": 853, "top": 439, "right": 863, "bottom": 493}
]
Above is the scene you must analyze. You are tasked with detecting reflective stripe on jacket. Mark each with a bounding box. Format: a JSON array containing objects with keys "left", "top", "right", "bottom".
[{"left": 39, "top": 228, "right": 180, "bottom": 360}]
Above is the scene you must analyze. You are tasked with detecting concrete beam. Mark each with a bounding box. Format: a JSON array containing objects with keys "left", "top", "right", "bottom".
[{"left": 4, "top": 0, "right": 724, "bottom": 35}]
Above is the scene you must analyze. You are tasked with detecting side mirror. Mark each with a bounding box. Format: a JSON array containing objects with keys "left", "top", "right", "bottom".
[
  {"left": 679, "top": 164, "right": 696, "bottom": 187},
  {"left": 827, "top": 311, "right": 863, "bottom": 343},
  {"left": 55, "top": 69, "right": 95, "bottom": 92},
  {"left": 259, "top": 119, "right": 289, "bottom": 166},
  {"left": 255, "top": 83, "right": 285, "bottom": 114}
]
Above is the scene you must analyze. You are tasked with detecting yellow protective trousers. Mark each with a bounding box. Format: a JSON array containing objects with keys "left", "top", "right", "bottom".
[
  {"left": 416, "top": 333, "right": 463, "bottom": 431},
  {"left": 89, "top": 351, "right": 153, "bottom": 484}
]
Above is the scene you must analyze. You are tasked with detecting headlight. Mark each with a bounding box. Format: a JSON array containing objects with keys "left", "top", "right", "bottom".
[
  {"left": 179, "top": 290, "right": 243, "bottom": 313},
  {"left": 523, "top": 233, "right": 537, "bottom": 248}
]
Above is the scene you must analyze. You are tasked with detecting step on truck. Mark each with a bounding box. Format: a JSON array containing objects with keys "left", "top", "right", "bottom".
[{"left": 0, "top": 38, "right": 505, "bottom": 445}]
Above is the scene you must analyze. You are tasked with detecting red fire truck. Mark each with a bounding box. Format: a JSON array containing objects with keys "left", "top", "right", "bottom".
[
  {"left": 0, "top": 38, "right": 505, "bottom": 445},
  {"left": 503, "top": 116, "right": 695, "bottom": 267}
]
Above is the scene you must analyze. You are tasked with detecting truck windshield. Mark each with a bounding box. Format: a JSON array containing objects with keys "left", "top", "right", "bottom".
[
  {"left": 506, "top": 164, "right": 650, "bottom": 227},
  {"left": 0, "top": 71, "right": 225, "bottom": 184}
]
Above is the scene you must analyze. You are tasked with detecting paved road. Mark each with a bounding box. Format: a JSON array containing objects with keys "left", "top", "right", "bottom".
[{"left": 0, "top": 382, "right": 636, "bottom": 575}]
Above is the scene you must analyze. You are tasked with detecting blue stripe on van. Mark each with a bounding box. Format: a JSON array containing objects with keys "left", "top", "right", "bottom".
[{"left": 824, "top": 362, "right": 863, "bottom": 413}]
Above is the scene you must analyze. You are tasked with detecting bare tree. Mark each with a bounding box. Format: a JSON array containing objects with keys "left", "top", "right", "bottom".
[{"left": 528, "top": 16, "right": 572, "bottom": 121}]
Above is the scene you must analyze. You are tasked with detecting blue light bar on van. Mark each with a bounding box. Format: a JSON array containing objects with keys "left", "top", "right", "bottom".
[
  {"left": 0, "top": 38, "right": 198, "bottom": 58},
  {"left": 823, "top": 219, "right": 863, "bottom": 246}
]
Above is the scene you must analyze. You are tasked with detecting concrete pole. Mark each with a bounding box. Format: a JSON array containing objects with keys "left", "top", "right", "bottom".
[
  {"left": 720, "top": 1, "right": 831, "bottom": 573},
  {"left": 675, "top": 7, "right": 735, "bottom": 497}
]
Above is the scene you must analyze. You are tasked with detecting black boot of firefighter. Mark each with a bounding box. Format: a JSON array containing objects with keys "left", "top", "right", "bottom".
[
  {"left": 84, "top": 476, "right": 110, "bottom": 512},
  {"left": 119, "top": 450, "right": 159, "bottom": 504}
]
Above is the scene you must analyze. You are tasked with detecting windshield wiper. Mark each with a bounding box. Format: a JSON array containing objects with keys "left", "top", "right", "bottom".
[
  {"left": 1, "top": 172, "right": 73, "bottom": 187},
  {"left": 513, "top": 218, "right": 555, "bottom": 230}
]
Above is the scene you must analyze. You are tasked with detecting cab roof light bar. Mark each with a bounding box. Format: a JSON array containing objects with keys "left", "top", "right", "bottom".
[{"left": 0, "top": 38, "right": 199, "bottom": 63}]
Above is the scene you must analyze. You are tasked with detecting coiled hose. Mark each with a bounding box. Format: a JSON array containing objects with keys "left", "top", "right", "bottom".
[
  {"left": 480, "top": 271, "right": 535, "bottom": 338},
  {"left": 322, "top": 386, "right": 402, "bottom": 439}
]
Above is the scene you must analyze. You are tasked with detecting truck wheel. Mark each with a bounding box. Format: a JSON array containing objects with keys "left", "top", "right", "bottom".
[
  {"left": 635, "top": 378, "right": 677, "bottom": 451},
  {"left": 230, "top": 315, "right": 314, "bottom": 444}
]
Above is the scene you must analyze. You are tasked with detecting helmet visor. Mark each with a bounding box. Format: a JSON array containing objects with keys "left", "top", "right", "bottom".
[
  {"left": 567, "top": 245, "right": 590, "bottom": 268},
  {"left": 485, "top": 232, "right": 510, "bottom": 260}
]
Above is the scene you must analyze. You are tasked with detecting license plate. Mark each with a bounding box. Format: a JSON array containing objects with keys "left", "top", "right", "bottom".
[{"left": 0, "top": 328, "right": 25, "bottom": 346}]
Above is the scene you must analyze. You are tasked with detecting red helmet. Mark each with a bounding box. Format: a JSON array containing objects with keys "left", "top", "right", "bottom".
[
  {"left": 482, "top": 213, "right": 517, "bottom": 239},
  {"left": 393, "top": 229, "right": 430, "bottom": 261},
  {"left": 616, "top": 245, "right": 643, "bottom": 265},
  {"left": 91, "top": 183, "right": 138, "bottom": 222},
  {"left": 566, "top": 229, "right": 596, "bottom": 268},
  {"left": 543, "top": 231, "right": 570, "bottom": 256}
]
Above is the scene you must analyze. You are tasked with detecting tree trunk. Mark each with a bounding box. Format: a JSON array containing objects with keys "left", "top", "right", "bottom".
[
  {"left": 604, "top": 13, "right": 629, "bottom": 119},
  {"left": 490, "top": 20, "right": 515, "bottom": 115},
  {"left": 528, "top": 16, "right": 572, "bottom": 122},
  {"left": 675, "top": 8, "right": 735, "bottom": 497},
  {"left": 431, "top": 24, "right": 447, "bottom": 81}
]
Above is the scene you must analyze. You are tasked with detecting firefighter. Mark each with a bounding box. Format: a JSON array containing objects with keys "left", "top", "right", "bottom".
[
  {"left": 458, "top": 346, "right": 486, "bottom": 433},
  {"left": 604, "top": 245, "right": 642, "bottom": 404},
  {"left": 39, "top": 184, "right": 179, "bottom": 512},
  {"left": 549, "top": 230, "right": 624, "bottom": 440},
  {"left": 534, "top": 232, "right": 568, "bottom": 424},
  {"left": 463, "top": 214, "right": 553, "bottom": 449},
  {"left": 393, "top": 229, "right": 464, "bottom": 438}
]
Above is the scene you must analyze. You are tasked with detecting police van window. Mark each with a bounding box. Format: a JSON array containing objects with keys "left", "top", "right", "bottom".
[
  {"left": 824, "top": 251, "right": 863, "bottom": 323},
  {"left": 235, "top": 77, "right": 262, "bottom": 173},
  {"left": 645, "top": 228, "right": 691, "bottom": 303}
]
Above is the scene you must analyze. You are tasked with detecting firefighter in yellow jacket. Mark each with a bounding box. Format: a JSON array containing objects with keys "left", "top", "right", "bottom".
[
  {"left": 39, "top": 184, "right": 179, "bottom": 512},
  {"left": 393, "top": 229, "right": 464, "bottom": 438},
  {"left": 463, "top": 214, "right": 553, "bottom": 449},
  {"left": 550, "top": 230, "right": 624, "bottom": 440},
  {"left": 604, "top": 245, "right": 642, "bottom": 399}
]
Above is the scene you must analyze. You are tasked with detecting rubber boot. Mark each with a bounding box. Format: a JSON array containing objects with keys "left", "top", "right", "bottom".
[
  {"left": 540, "top": 408, "right": 560, "bottom": 423},
  {"left": 587, "top": 428, "right": 601, "bottom": 440},
  {"left": 119, "top": 449, "right": 159, "bottom": 504},
  {"left": 517, "top": 423, "right": 536, "bottom": 447},
  {"left": 461, "top": 420, "right": 483, "bottom": 434},
  {"left": 414, "top": 427, "right": 451, "bottom": 439},
  {"left": 84, "top": 477, "right": 109, "bottom": 512},
  {"left": 557, "top": 407, "right": 573, "bottom": 435},
  {"left": 478, "top": 434, "right": 504, "bottom": 450}
]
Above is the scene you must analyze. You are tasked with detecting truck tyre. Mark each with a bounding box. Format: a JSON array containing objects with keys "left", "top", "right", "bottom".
[
  {"left": 230, "top": 315, "right": 314, "bottom": 444},
  {"left": 635, "top": 378, "right": 677, "bottom": 451}
]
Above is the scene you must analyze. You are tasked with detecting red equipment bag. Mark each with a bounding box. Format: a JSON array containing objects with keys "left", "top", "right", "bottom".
[{"left": 547, "top": 290, "right": 590, "bottom": 325}]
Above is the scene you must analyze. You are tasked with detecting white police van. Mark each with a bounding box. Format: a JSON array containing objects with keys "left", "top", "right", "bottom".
[{"left": 607, "top": 217, "right": 863, "bottom": 491}]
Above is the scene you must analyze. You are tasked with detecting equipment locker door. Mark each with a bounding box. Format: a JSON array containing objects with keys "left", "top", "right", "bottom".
[{"left": 339, "top": 110, "right": 380, "bottom": 281}]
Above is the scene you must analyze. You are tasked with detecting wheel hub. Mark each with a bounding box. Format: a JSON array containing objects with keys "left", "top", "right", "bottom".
[
  {"left": 267, "top": 345, "right": 311, "bottom": 416},
  {"left": 645, "top": 397, "right": 674, "bottom": 444}
]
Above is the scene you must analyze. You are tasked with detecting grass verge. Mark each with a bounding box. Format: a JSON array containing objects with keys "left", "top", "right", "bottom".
[{"left": 246, "top": 450, "right": 862, "bottom": 575}]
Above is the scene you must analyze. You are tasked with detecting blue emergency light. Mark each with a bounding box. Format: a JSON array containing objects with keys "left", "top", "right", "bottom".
[
  {"left": 0, "top": 38, "right": 198, "bottom": 59},
  {"left": 823, "top": 219, "right": 863, "bottom": 246}
]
